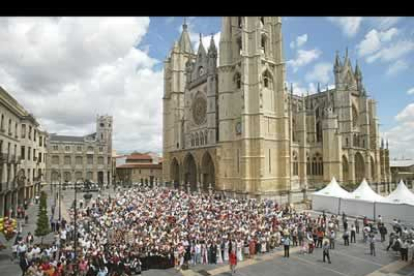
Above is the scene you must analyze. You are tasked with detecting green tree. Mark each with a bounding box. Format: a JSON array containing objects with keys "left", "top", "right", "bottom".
[{"left": 35, "top": 191, "right": 50, "bottom": 244}]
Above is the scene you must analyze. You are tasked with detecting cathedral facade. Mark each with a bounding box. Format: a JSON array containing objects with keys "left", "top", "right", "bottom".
[{"left": 162, "top": 17, "right": 391, "bottom": 203}]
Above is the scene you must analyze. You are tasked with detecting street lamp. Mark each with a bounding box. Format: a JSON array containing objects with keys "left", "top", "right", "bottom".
[
  {"left": 52, "top": 169, "right": 62, "bottom": 222},
  {"left": 73, "top": 178, "right": 83, "bottom": 275}
]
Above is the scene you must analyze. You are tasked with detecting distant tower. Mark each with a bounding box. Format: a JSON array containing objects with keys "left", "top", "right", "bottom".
[{"left": 96, "top": 115, "right": 113, "bottom": 152}]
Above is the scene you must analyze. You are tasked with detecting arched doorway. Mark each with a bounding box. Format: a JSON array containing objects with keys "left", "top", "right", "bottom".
[
  {"left": 170, "top": 158, "right": 180, "bottom": 189},
  {"left": 184, "top": 153, "right": 197, "bottom": 191},
  {"left": 201, "top": 152, "right": 215, "bottom": 190},
  {"left": 355, "top": 152, "right": 365, "bottom": 183},
  {"left": 342, "top": 155, "right": 349, "bottom": 184}
]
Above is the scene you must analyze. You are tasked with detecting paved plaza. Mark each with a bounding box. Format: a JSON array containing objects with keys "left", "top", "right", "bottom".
[{"left": 1, "top": 185, "right": 413, "bottom": 276}]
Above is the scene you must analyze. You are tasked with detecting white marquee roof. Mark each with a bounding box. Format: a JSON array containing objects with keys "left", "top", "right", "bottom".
[
  {"left": 386, "top": 180, "right": 414, "bottom": 205},
  {"left": 313, "top": 177, "right": 352, "bottom": 198},
  {"left": 351, "top": 179, "right": 385, "bottom": 202}
]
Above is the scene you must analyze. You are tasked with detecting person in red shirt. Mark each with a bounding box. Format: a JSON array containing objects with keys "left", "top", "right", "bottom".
[{"left": 229, "top": 249, "right": 237, "bottom": 275}]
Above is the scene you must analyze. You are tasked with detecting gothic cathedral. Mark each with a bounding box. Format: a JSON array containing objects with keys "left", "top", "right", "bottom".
[{"left": 162, "top": 17, "right": 391, "bottom": 203}]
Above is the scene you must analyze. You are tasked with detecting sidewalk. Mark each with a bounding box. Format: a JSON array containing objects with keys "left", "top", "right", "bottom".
[
  {"left": 0, "top": 186, "right": 57, "bottom": 274},
  {"left": 1, "top": 186, "right": 56, "bottom": 249}
]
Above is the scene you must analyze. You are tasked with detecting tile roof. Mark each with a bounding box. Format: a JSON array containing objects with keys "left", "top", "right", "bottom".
[
  {"left": 126, "top": 154, "right": 153, "bottom": 161},
  {"left": 49, "top": 135, "right": 85, "bottom": 143},
  {"left": 117, "top": 163, "right": 162, "bottom": 169}
]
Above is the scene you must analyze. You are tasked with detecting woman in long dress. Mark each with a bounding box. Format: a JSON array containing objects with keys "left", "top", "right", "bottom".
[
  {"left": 216, "top": 241, "right": 223, "bottom": 264},
  {"left": 236, "top": 240, "right": 243, "bottom": 262},
  {"left": 223, "top": 240, "right": 230, "bottom": 262},
  {"left": 202, "top": 243, "right": 209, "bottom": 264}
]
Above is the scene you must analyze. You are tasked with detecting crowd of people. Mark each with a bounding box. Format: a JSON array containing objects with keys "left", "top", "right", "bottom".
[{"left": 10, "top": 185, "right": 414, "bottom": 276}]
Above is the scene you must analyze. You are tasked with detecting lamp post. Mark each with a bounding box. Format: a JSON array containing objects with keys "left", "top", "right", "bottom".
[
  {"left": 73, "top": 178, "right": 83, "bottom": 275},
  {"left": 52, "top": 169, "right": 62, "bottom": 222}
]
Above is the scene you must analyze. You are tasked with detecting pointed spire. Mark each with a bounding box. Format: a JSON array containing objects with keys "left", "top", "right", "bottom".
[
  {"left": 197, "top": 33, "right": 207, "bottom": 57},
  {"left": 317, "top": 82, "right": 321, "bottom": 93},
  {"left": 355, "top": 59, "right": 362, "bottom": 77},
  {"left": 381, "top": 137, "right": 384, "bottom": 149},
  {"left": 386, "top": 139, "right": 389, "bottom": 150},
  {"left": 178, "top": 18, "right": 194, "bottom": 54},
  {"left": 208, "top": 33, "right": 217, "bottom": 57},
  {"left": 334, "top": 50, "right": 342, "bottom": 70},
  {"left": 290, "top": 83, "right": 293, "bottom": 94},
  {"left": 183, "top": 17, "right": 187, "bottom": 30},
  {"left": 344, "top": 47, "right": 351, "bottom": 66}
]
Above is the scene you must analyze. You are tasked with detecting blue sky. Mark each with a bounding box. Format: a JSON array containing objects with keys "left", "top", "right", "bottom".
[
  {"left": 140, "top": 16, "right": 414, "bottom": 159},
  {"left": 0, "top": 17, "right": 412, "bottom": 159}
]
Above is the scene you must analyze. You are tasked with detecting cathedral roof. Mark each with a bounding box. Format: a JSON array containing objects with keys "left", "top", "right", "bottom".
[{"left": 178, "top": 20, "right": 194, "bottom": 54}]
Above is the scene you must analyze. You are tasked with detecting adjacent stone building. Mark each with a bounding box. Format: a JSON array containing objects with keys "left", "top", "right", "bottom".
[
  {"left": 0, "top": 86, "right": 47, "bottom": 216},
  {"left": 163, "top": 17, "right": 391, "bottom": 203},
  {"left": 116, "top": 153, "right": 162, "bottom": 185},
  {"left": 46, "top": 115, "right": 113, "bottom": 185}
]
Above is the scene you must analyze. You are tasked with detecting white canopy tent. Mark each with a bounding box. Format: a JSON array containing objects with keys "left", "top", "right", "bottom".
[
  {"left": 350, "top": 179, "right": 385, "bottom": 202},
  {"left": 385, "top": 180, "right": 414, "bottom": 205},
  {"left": 340, "top": 179, "right": 385, "bottom": 219},
  {"left": 312, "top": 177, "right": 351, "bottom": 214},
  {"left": 313, "top": 177, "right": 352, "bottom": 198}
]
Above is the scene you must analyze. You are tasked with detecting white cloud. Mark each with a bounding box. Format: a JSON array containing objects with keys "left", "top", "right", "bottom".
[
  {"left": 296, "top": 34, "right": 308, "bottom": 48},
  {"left": 305, "top": 62, "right": 332, "bottom": 84},
  {"left": 290, "top": 34, "right": 308, "bottom": 49},
  {"left": 386, "top": 103, "right": 414, "bottom": 159},
  {"left": 366, "top": 40, "right": 414, "bottom": 63},
  {"left": 289, "top": 82, "right": 307, "bottom": 96},
  {"left": 357, "top": 28, "right": 399, "bottom": 57},
  {"left": 369, "top": 17, "right": 402, "bottom": 30},
  {"left": 407, "top": 87, "right": 414, "bottom": 95},
  {"left": 287, "top": 49, "right": 321, "bottom": 72},
  {"left": 0, "top": 17, "right": 164, "bottom": 153},
  {"left": 395, "top": 103, "right": 414, "bottom": 122},
  {"left": 386, "top": 60, "right": 409, "bottom": 76},
  {"left": 327, "top": 17, "right": 363, "bottom": 37}
]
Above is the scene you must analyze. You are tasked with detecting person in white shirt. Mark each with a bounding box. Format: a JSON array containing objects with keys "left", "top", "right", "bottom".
[
  {"left": 60, "top": 229, "right": 67, "bottom": 245},
  {"left": 17, "top": 242, "right": 27, "bottom": 258}
]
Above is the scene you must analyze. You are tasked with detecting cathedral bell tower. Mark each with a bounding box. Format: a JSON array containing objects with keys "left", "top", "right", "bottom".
[{"left": 217, "top": 17, "right": 290, "bottom": 198}]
